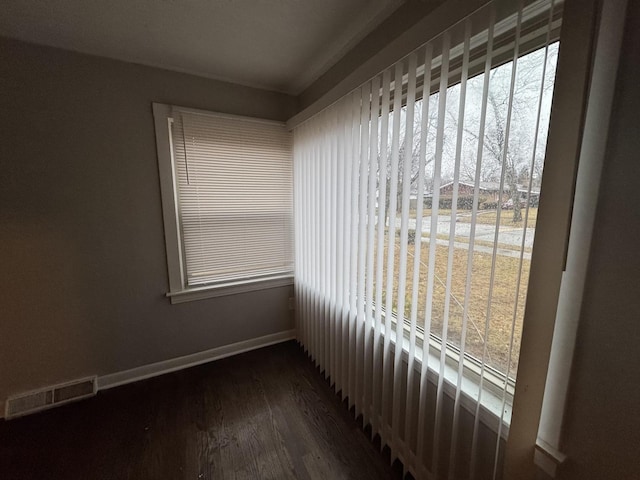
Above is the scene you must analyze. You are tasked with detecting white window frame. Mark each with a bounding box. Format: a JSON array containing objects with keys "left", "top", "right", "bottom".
[
  {"left": 533, "top": 0, "right": 628, "bottom": 476},
  {"left": 293, "top": 4, "right": 563, "bottom": 475},
  {"left": 346, "top": 5, "right": 560, "bottom": 437},
  {"left": 153, "top": 103, "right": 294, "bottom": 304},
  {"left": 380, "top": 34, "right": 563, "bottom": 422},
  {"left": 289, "top": 0, "right": 623, "bottom": 477}
]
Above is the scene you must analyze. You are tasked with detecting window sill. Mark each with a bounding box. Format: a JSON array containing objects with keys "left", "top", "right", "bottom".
[
  {"left": 365, "top": 317, "right": 513, "bottom": 438},
  {"left": 373, "top": 309, "right": 514, "bottom": 434},
  {"left": 167, "top": 275, "right": 294, "bottom": 304},
  {"left": 393, "top": 329, "right": 513, "bottom": 437}
]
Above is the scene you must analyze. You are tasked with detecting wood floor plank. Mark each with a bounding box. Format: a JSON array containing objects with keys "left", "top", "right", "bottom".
[{"left": 0, "top": 341, "right": 403, "bottom": 480}]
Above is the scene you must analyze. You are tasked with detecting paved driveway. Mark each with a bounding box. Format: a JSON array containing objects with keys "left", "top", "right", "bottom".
[{"left": 393, "top": 213, "right": 535, "bottom": 259}]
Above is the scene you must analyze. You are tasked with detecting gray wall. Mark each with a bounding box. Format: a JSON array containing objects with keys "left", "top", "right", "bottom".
[
  {"left": 297, "top": 0, "right": 446, "bottom": 110},
  {"left": 557, "top": 2, "right": 640, "bottom": 478},
  {"left": 0, "top": 37, "right": 297, "bottom": 406}
]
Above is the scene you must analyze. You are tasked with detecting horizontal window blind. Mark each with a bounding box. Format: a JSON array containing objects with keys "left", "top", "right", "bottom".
[
  {"left": 293, "top": 1, "right": 559, "bottom": 478},
  {"left": 170, "top": 110, "right": 293, "bottom": 287}
]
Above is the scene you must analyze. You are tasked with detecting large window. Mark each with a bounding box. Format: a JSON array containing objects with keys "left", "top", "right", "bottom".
[
  {"left": 153, "top": 105, "right": 294, "bottom": 303},
  {"left": 381, "top": 42, "right": 558, "bottom": 380},
  {"left": 292, "top": 1, "right": 563, "bottom": 477}
]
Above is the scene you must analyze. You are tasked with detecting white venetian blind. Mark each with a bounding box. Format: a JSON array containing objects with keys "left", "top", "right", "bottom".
[{"left": 170, "top": 109, "right": 294, "bottom": 287}]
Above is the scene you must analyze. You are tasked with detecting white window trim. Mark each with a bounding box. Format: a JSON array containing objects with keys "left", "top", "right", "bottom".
[
  {"left": 153, "top": 103, "right": 294, "bottom": 304},
  {"left": 534, "top": 0, "right": 628, "bottom": 477},
  {"left": 166, "top": 275, "right": 294, "bottom": 304}
]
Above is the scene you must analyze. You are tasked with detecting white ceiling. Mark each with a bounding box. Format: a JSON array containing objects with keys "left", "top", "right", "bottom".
[{"left": 0, "top": 0, "right": 403, "bottom": 95}]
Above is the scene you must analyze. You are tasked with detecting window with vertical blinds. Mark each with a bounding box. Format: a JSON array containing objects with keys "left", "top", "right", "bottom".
[
  {"left": 293, "top": 0, "right": 561, "bottom": 478},
  {"left": 154, "top": 105, "right": 294, "bottom": 300}
]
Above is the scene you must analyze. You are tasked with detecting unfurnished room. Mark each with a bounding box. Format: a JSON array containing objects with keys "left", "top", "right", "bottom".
[{"left": 0, "top": 1, "right": 638, "bottom": 479}]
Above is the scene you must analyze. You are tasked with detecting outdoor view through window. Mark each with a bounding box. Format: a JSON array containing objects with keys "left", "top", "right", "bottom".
[{"left": 378, "top": 42, "right": 559, "bottom": 380}]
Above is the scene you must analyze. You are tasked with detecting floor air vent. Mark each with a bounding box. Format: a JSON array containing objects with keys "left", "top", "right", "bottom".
[{"left": 5, "top": 377, "right": 96, "bottom": 419}]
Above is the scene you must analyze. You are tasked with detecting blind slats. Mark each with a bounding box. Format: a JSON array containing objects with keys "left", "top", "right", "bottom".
[{"left": 171, "top": 111, "right": 293, "bottom": 286}]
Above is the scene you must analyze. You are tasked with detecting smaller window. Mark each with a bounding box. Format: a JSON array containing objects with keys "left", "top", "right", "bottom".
[{"left": 153, "top": 104, "right": 294, "bottom": 303}]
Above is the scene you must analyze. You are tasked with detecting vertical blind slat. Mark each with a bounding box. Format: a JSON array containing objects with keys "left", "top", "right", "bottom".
[
  {"left": 491, "top": 3, "right": 524, "bottom": 476},
  {"left": 373, "top": 68, "right": 392, "bottom": 437},
  {"left": 330, "top": 106, "right": 340, "bottom": 392},
  {"left": 348, "top": 91, "right": 361, "bottom": 409},
  {"left": 430, "top": 31, "right": 452, "bottom": 479},
  {"left": 356, "top": 83, "right": 371, "bottom": 418},
  {"left": 392, "top": 52, "right": 418, "bottom": 455},
  {"left": 448, "top": 19, "right": 473, "bottom": 480},
  {"left": 365, "top": 75, "right": 381, "bottom": 424},
  {"left": 415, "top": 42, "right": 435, "bottom": 474},
  {"left": 469, "top": 8, "right": 497, "bottom": 478},
  {"left": 382, "top": 62, "right": 404, "bottom": 450}
]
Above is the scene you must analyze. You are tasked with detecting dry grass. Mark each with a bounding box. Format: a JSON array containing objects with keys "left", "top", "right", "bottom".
[
  {"left": 457, "top": 208, "right": 538, "bottom": 229},
  {"left": 409, "top": 208, "right": 453, "bottom": 218},
  {"left": 375, "top": 235, "right": 529, "bottom": 377},
  {"left": 428, "top": 233, "right": 532, "bottom": 253},
  {"left": 461, "top": 237, "right": 533, "bottom": 254}
]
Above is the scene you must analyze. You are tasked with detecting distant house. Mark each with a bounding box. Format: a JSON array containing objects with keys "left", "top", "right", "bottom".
[
  {"left": 439, "top": 180, "right": 540, "bottom": 204},
  {"left": 408, "top": 180, "right": 540, "bottom": 209},
  {"left": 439, "top": 180, "right": 504, "bottom": 200}
]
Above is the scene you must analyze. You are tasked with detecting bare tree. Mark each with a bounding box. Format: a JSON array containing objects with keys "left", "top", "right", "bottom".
[
  {"left": 377, "top": 42, "right": 558, "bottom": 223},
  {"left": 457, "top": 44, "right": 558, "bottom": 222},
  {"left": 381, "top": 96, "right": 442, "bottom": 214}
]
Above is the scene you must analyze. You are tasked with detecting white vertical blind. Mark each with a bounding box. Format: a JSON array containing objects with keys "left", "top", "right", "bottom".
[
  {"left": 415, "top": 42, "right": 434, "bottom": 476},
  {"left": 365, "top": 75, "right": 381, "bottom": 425},
  {"left": 447, "top": 18, "right": 472, "bottom": 479},
  {"left": 293, "top": 1, "right": 560, "bottom": 478},
  {"left": 373, "top": 69, "right": 391, "bottom": 438},
  {"left": 171, "top": 110, "right": 293, "bottom": 287}
]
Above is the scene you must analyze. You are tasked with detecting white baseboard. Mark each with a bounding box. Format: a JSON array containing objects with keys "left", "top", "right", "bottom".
[
  {"left": 97, "top": 329, "right": 296, "bottom": 391},
  {"left": 0, "top": 330, "right": 296, "bottom": 420}
]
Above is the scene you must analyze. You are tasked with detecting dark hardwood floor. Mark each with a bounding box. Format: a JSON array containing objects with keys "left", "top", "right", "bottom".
[{"left": 0, "top": 341, "right": 405, "bottom": 479}]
